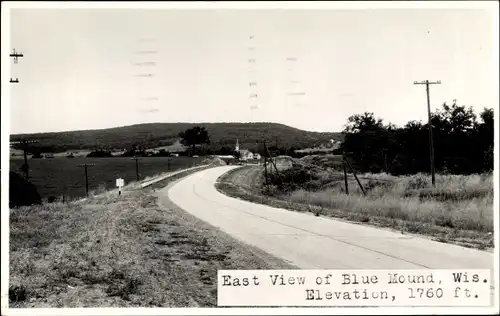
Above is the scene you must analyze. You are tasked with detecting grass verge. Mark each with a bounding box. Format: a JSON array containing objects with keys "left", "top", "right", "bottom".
[
  {"left": 9, "top": 164, "right": 294, "bottom": 308},
  {"left": 215, "top": 166, "right": 494, "bottom": 251}
]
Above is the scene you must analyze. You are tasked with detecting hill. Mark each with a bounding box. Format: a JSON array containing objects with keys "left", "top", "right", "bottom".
[{"left": 10, "top": 122, "right": 342, "bottom": 154}]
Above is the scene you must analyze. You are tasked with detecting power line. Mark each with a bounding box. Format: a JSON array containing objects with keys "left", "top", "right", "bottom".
[{"left": 413, "top": 79, "right": 441, "bottom": 187}]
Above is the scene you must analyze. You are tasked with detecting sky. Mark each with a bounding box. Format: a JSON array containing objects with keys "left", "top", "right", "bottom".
[{"left": 6, "top": 5, "right": 499, "bottom": 134}]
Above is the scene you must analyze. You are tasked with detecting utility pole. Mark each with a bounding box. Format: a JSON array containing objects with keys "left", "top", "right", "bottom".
[
  {"left": 275, "top": 136, "right": 280, "bottom": 158},
  {"left": 10, "top": 48, "right": 24, "bottom": 83},
  {"left": 342, "top": 151, "right": 349, "bottom": 195},
  {"left": 383, "top": 149, "right": 388, "bottom": 174},
  {"left": 10, "top": 140, "right": 38, "bottom": 179},
  {"left": 264, "top": 155, "right": 268, "bottom": 185},
  {"left": 77, "top": 164, "right": 96, "bottom": 197},
  {"left": 263, "top": 140, "right": 269, "bottom": 184},
  {"left": 344, "top": 157, "right": 366, "bottom": 196},
  {"left": 264, "top": 141, "right": 283, "bottom": 186},
  {"left": 131, "top": 157, "right": 140, "bottom": 181},
  {"left": 414, "top": 80, "right": 441, "bottom": 186}
]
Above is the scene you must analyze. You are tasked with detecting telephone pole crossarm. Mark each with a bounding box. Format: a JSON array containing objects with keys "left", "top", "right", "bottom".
[{"left": 413, "top": 80, "right": 441, "bottom": 85}]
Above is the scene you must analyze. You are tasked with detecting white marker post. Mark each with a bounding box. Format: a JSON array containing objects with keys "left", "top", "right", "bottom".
[{"left": 116, "top": 178, "right": 125, "bottom": 195}]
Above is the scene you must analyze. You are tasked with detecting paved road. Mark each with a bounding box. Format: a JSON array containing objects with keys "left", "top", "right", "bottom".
[{"left": 160, "top": 166, "right": 494, "bottom": 270}]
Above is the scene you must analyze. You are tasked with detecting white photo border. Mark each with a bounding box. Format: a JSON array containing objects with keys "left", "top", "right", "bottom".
[{"left": 1, "top": 1, "right": 498, "bottom": 315}]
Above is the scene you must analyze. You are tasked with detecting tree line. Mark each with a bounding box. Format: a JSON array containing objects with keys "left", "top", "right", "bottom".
[
  {"left": 10, "top": 122, "right": 340, "bottom": 155},
  {"left": 341, "top": 102, "right": 494, "bottom": 175}
]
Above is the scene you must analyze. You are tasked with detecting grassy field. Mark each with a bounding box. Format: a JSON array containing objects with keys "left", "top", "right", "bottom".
[
  {"left": 9, "top": 157, "right": 205, "bottom": 200},
  {"left": 9, "top": 165, "right": 294, "bottom": 308},
  {"left": 216, "top": 162, "right": 494, "bottom": 251}
]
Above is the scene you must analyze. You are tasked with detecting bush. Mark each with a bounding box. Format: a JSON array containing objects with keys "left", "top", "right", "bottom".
[
  {"left": 9, "top": 285, "right": 27, "bottom": 303},
  {"left": 87, "top": 150, "right": 113, "bottom": 158},
  {"left": 267, "top": 164, "right": 322, "bottom": 192},
  {"left": 9, "top": 171, "right": 42, "bottom": 208}
]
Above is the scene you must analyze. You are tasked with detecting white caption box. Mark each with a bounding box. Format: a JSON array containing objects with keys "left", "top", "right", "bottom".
[{"left": 217, "top": 269, "right": 493, "bottom": 307}]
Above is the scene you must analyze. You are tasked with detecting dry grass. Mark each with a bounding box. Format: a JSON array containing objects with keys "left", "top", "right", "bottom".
[
  {"left": 9, "top": 165, "right": 294, "bottom": 308},
  {"left": 289, "top": 173, "right": 493, "bottom": 232},
  {"left": 216, "top": 166, "right": 494, "bottom": 251}
]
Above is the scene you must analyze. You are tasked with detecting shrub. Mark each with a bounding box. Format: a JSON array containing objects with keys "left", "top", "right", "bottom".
[{"left": 9, "top": 171, "right": 42, "bottom": 208}]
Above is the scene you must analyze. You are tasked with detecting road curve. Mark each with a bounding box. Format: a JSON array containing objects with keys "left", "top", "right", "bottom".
[{"left": 160, "top": 166, "right": 494, "bottom": 270}]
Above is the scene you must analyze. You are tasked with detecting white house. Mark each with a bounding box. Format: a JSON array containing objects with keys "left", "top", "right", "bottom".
[
  {"left": 235, "top": 138, "right": 255, "bottom": 160},
  {"left": 239, "top": 149, "right": 254, "bottom": 160}
]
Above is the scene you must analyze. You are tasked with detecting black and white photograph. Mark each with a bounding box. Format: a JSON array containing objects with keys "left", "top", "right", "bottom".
[{"left": 1, "top": 1, "right": 498, "bottom": 314}]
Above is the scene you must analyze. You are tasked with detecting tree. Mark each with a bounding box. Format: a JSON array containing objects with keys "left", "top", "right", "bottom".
[
  {"left": 394, "top": 120, "right": 428, "bottom": 174},
  {"left": 341, "top": 112, "right": 389, "bottom": 172},
  {"left": 178, "top": 126, "right": 211, "bottom": 156},
  {"left": 477, "top": 107, "right": 494, "bottom": 172},
  {"left": 218, "top": 146, "right": 233, "bottom": 155},
  {"left": 429, "top": 102, "right": 476, "bottom": 173},
  {"left": 87, "top": 150, "right": 113, "bottom": 158},
  {"left": 341, "top": 104, "right": 494, "bottom": 175}
]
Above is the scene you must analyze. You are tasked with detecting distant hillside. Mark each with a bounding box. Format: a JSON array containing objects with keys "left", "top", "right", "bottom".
[{"left": 10, "top": 122, "right": 342, "bottom": 153}]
